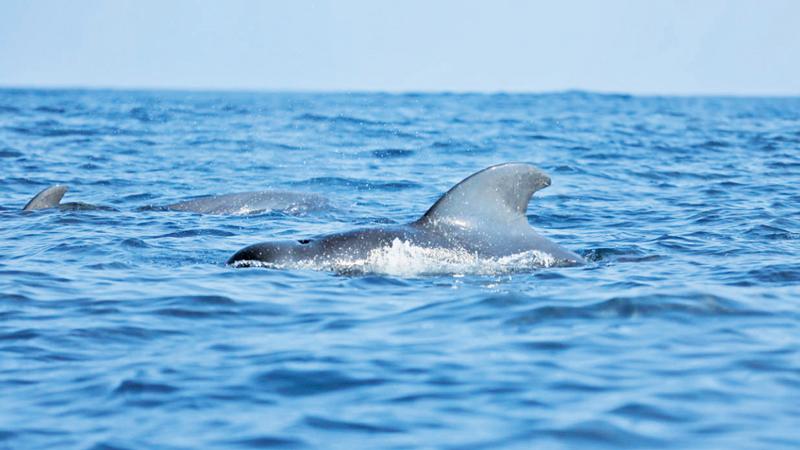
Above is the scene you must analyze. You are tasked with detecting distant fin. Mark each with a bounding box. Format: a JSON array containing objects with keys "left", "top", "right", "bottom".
[
  {"left": 22, "top": 185, "right": 68, "bottom": 211},
  {"left": 415, "top": 163, "right": 551, "bottom": 228}
]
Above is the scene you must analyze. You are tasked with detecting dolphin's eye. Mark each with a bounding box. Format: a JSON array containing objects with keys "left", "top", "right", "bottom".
[{"left": 297, "top": 239, "right": 312, "bottom": 244}]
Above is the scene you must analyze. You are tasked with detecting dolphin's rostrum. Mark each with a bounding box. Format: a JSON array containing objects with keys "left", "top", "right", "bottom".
[{"left": 228, "top": 163, "right": 585, "bottom": 270}]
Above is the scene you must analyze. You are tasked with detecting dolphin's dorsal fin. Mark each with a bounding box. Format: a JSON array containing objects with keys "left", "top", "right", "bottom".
[
  {"left": 415, "top": 163, "right": 551, "bottom": 229},
  {"left": 22, "top": 185, "right": 68, "bottom": 211}
]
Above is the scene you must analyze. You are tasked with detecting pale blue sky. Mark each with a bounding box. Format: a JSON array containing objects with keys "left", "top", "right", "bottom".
[{"left": 1, "top": 0, "right": 798, "bottom": 94}]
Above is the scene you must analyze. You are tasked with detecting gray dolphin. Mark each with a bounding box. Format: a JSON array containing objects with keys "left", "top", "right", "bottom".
[
  {"left": 21, "top": 185, "right": 330, "bottom": 215},
  {"left": 228, "top": 163, "right": 585, "bottom": 270},
  {"left": 159, "top": 191, "right": 329, "bottom": 215}
]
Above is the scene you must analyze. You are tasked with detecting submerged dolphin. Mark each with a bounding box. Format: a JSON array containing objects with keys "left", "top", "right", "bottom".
[
  {"left": 21, "top": 185, "right": 330, "bottom": 215},
  {"left": 159, "top": 191, "right": 329, "bottom": 215},
  {"left": 228, "top": 163, "right": 585, "bottom": 269}
]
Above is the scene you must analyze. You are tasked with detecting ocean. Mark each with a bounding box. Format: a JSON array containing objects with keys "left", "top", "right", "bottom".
[{"left": 1, "top": 89, "right": 799, "bottom": 449}]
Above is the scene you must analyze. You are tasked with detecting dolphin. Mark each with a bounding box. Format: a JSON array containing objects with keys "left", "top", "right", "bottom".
[
  {"left": 21, "top": 185, "right": 330, "bottom": 215},
  {"left": 228, "top": 163, "right": 585, "bottom": 270},
  {"left": 159, "top": 191, "right": 329, "bottom": 215}
]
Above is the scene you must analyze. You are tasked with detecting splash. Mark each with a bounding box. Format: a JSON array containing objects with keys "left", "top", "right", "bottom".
[{"left": 237, "top": 238, "right": 560, "bottom": 276}]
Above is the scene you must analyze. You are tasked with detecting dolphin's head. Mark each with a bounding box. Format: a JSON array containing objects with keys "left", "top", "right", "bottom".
[{"left": 227, "top": 239, "right": 314, "bottom": 267}]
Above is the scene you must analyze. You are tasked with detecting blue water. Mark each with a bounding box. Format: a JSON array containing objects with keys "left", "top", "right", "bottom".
[{"left": 1, "top": 89, "right": 799, "bottom": 449}]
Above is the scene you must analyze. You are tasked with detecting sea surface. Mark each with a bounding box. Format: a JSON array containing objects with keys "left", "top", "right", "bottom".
[{"left": 1, "top": 89, "right": 799, "bottom": 449}]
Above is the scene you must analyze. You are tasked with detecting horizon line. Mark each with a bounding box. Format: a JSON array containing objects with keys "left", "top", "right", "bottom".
[{"left": 1, "top": 83, "right": 798, "bottom": 99}]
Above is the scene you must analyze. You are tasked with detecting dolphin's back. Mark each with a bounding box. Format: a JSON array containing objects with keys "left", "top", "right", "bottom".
[{"left": 165, "top": 190, "right": 330, "bottom": 215}]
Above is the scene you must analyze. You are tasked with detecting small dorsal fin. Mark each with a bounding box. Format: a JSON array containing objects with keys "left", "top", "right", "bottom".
[
  {"left": 22, "top": 185, "right": 68, "bottom": 211},
  {"left": 415, "top": 163, "right": 551, "bottom": 228}
]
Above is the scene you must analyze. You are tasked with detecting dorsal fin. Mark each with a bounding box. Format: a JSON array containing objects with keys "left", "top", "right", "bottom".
[
  {"left": 415, "top": 163, "right": 551, "bottom": 228},
  {"left": 22, "top": 185, "right": 68, "bottom": 211}
]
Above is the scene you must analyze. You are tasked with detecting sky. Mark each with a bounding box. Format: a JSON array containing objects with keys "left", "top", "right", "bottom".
[{"left": 1, "top": 0, "right": 798, "bottom": 95}]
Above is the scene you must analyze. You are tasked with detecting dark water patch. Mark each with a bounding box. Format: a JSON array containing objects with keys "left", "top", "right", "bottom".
[
  {"left": 430, "top": 139, "right": 491, "bottom": 154},
  {"left": 303, "top": 415, "right": 404, "bottom": 433},
  {"left": 581, "top": 150, "right": 629, "bottom": 160},
  {"left": 253, "top": 368, "right": 386, "bottom": 397},
  {"left": 4, "top": 176, "right": 49, "bottom": 186},
  {"left": 583, "top": 246, "right": 648, "bottom": 262},
  {"left": 219, "top": 103, "right": 251, "bottom": 114},
  {"left": 539, "top": 420, "right": 666, "bottom": 448},
  {"left": 85, "top": 178, "right": 137, "bottom": 187},
  {"left": 0, "top": 429, "right": 17, "bottom": 442},
  {"left": 34, "top": 106, "right": 67, "bottom": 114},
  {"left": 77, "top": 304, "right": 122, "bottom": 315},
  {"left": 475, "top": 293, "right": 531, "bottom": 308},
  {"left": 87, "top": 442, "right": 135, "bottom": 450},
  {"left": 651, "top": 234, "right": 709, "bottom": 251},
  {"left": 744, "top": 224, "right": 800, "bottom": 240},
  {"left": 152, "top": 228, "right": 236, "bottom": 238},
  {"left": 0, "top": 329, "right": 40, "bottom": 341},
  {"left": 184, "top": 136, "right": 251, "bottom": 146},
  {"left": 113, "top": 379, "right": 179, "bottom": 395},
  {"left": 766, "top": 160, "right": 800, "bottom": 170},
  {"left": 8, "top": 123, "right": 101, "bottom": 138},
  {"left": 321, "top": 318, "right": 362, "bottom": 330},
  {"left": 129, "top": 106, "right": 170, "bottom": 123},
  {"left": 0, "top": 344, "right": 42, "bottom": 355},
  {"left": 0, "top": 104, "right": 21, "bottom": 114},
  {"left": 156, "top": 294, "right": 238, "bottom": 305},
  {"left": 0, "top": 378, "right": 39, "bottom": 386},
  {"left": 387, "top": 391, "right": 463, "bottom": 404},
  {"left": 152, "top": 306, "right": 234, "bottom": 319},
  {"left": 369, "top": 148, "right": 415, "bottom": 159},
  {"left": 0, "top": 269, "right": 72, "bottom": 284},
  {"left": 746, "top": 264, "right": 800, "bottom": 284},
  {"left": 552, "top": 164, "right": 589, "bottom": 175},
  {"left": 0, "top": 148, "right": 23, "bottom": 158},
  {"left": 349, "top": 275, "right": 411, "bottom": 288},
  {"left": 31, "top": 350, "right": 87, "bottom": 362},
  {"left": 0, "top": 293, "right": 29, "bottom": 303},
  {"left": 611, "top": 402, "right": 693, "bottom": 423},
  {"left": 69, "top": 326, "right": 184, "bottom": 343},
  {"left": 226, "top": 435, "right": 307, "bottom": 448},
  {"left": 146, "top": 295, "right": 289, "bottom": 320},
  {"left": 522, "top": 132, "right": 555, "bottom": 141},
  {"left": 687, "top": 209, "right": 731, "bottom": 225},
  {"left": 693, "top": 139, "right": 732, "bottom": 149},
  {"left": 549, "top": 380, "right": 614, "bottom": 393},
  {"left": 50, "top": 241, "right": 105, "bottom": 255},
  {"left": 260, "top": 141, "right": 302, "bottom": 151},
  {"left": 514, "top": 340, "right": 571, "bottom": 352}
]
